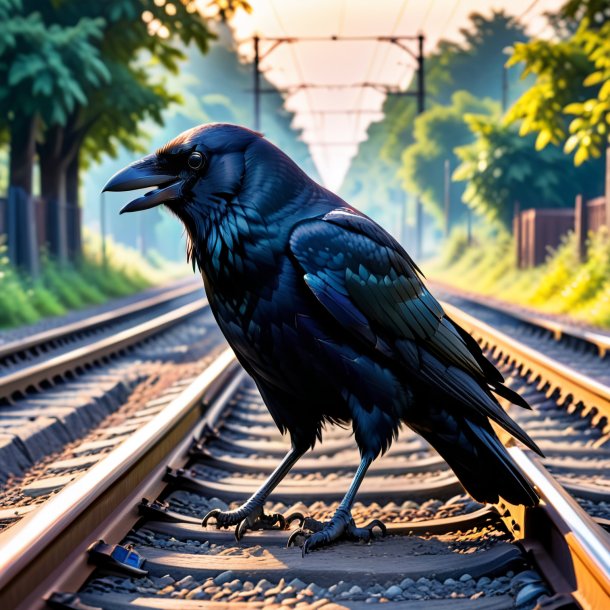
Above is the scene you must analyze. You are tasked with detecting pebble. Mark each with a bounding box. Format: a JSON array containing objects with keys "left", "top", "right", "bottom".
[
  {"left": 384, "top": 585, "right": 402, "bottom": 599},
  {"left": 460, "top": 573, "right": 472, "bottom": 582},
  {"left": 153, "top": 575, "right": 174, "bottom": 587},
  {"left": 288, "top": 578, "right": 307, "bottom": 590},
  {"left": 213, "top": 570, "right": 234, "bottom": 586},
  {"left": 175, "top": 575, "right": 194, "bottom": 588}
]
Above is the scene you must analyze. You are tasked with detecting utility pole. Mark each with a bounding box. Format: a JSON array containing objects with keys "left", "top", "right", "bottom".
[
  {"left": 253, "top": 35, "right": 260, "bottom": 132},
  {"left": 100, "top": 192, "right": 107, "bottom": 269},
  {"left": 502, "top": 65, "right": 508, "bottom": 112},
  {"left": 414, "top": 33, "right": 425, "bottom": 259},
  {"left": 250, "top": 33, "right": 426, "bottom": 254},
  {"left": 444, "top": 159, "right": 450, "bottom": 237}
]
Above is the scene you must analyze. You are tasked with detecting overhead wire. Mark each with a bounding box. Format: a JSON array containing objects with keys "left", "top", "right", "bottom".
[
  {"left": 518, "top": 0, "right": 541, "bottom": 20},
  {"left": 268, "top": 0, "right": 331, "bottom": 169},
  {"left": 351, "top": 0, "right": 411, "bottom": 158}
]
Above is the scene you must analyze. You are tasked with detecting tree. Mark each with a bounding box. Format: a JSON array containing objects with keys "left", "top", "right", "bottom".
[
  {"left": 0, "top": 0, "right": 249, "bottom": 265},
  {"left": 507, "top": 0, "right": 610, "bottom": 168},
  {"left": 32, "top": 0, "right": 219, "bottom": 261},
  {"left": 0, "top": 0, "right": 109, "bottom": 194},
  {"left": 453, "top": 114, "right": 602, "bottom": 228},
  {"left": 0, "top": 0, "right": 109, "bottom": 268},
  {"left": 399, "top": 91, "right": 497, "bottom": 228},
  {"left": 341, "top": 11, "right": 527, "bottom": 234}
]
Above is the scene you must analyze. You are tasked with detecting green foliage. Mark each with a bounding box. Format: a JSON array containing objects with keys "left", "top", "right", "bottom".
[
  {"left": 524, "top": 234, "right": 579, "bottom": 305},
  {"left": 453, "top": 115, "right": 600, "bottom": 227},
  {"left": 428, "top": 227, "right": 610, "bottom": 329},
  {"left": 508, "top": 4, "right": 610, "bottom": 167},
  {"left": 426, "top": 11, "right": 528, "bottom": 105},
  {"left": 0, "top": 232, "right": 182, "bottom": 328},
  {"left": 506, "top": 37, "right": 591, "bottom": 151},
  {"left": 0, "top": 0, "right": 110, "bottom": 126},
  {"left": 341, "top": 11, "right": 527, "bottom": 227},
  {"left": 400, "top": 91, "right": 497, "bottom": 225}
]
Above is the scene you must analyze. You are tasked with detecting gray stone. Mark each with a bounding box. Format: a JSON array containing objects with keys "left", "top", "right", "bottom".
[
  {"left": 460, "top": 573, "right": 472, "bottom": 582},
  {"left": 153, "top": 575, "right": 174, "bottom": 587},
  {"left": 213, "top": 571, "right": 234, "bottom": 586},
  {"left": 288, "top": 578, "right": 307, "bottom": 590},
  {"left": 385, "top": 585, "right": 402, "bottom": 599},
  {"left": 175, "top": 575, "right": 195, "bottom": 588}
]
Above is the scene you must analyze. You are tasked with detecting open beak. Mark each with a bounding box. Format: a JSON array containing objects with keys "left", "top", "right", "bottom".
[{"left": 102, "top": 154, "right": 182, "bottom": 214}]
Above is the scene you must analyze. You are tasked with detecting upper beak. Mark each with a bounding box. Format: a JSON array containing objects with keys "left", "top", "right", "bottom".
[{"left": 102, "top": 154, "right": 182, "bottom": 214}]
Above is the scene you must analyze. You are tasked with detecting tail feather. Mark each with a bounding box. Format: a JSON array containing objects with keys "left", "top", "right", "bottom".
[{"left": 414, "top": 413, "right": 539, "bottom": 507}]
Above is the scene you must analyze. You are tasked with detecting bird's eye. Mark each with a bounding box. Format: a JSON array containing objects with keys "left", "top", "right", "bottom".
[{"left": 188, "top": 151, "right": 206, "bottom": 170}]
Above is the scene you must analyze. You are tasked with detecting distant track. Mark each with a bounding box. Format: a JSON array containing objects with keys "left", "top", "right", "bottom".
[{"left": 0, "top": 281, "right": 206, "bottom": 403}]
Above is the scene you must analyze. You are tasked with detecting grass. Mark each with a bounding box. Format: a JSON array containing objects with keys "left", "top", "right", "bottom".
[
  {"left": 0, "top": 230, "right": 187, "bottom": 329},
  {"left": 426, "top": 227, "right": 610, "bottom": 329}
]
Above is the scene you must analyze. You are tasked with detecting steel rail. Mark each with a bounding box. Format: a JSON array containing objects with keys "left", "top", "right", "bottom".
[
  {"left": 442, "top": 302, "right": 610, "bottom": 428},
  {"left": 433, "top": 282, "right": 610, "bottom": 357},
  {"left": 0, "top": 298, "right": 208, "bottom": 401},
  {"left": 499, "top": 447, "right": 610, "bottom": 610},
  {"left": 0, "top": 347, "right": 239, "bottom": 610},
  {"left": 0, "top": 280, "right": 203, "bottom": 361}
]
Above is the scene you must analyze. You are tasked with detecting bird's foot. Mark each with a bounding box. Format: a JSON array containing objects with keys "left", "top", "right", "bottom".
[
  {"left": 286, "top": 507, "right": 386, "bottom": 556},
  {"left": 202, "top": 504, "right": 286, "bottom": 540}
]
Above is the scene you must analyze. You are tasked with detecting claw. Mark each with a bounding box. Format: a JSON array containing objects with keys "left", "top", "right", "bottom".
[
  {"left": 363, "top": 518, "right": 387, "bottom": 535},
  {"left": 272, "top": 513, "right": 287, "bottom": 530},
  {"left": 285, "top": 512, "right": 306, "bottom": 527},
  {"left": 202, "top": 508, "right": 222, "bottom": 528},
  {"left": 287, "top": 528, "right": 307, "bottom": 548},
  {"left": 235, "top": 518, "right": 249, "bottom": 541}
]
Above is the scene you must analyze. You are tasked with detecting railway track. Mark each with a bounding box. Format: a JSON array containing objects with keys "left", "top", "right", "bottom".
[
  {"left": 0, "top": 291, "right": 608, "bottom": 609},
  {"left": 0, "top": 279, "right": 226, "bottom": 515},
  {"left": 0, "top": 279, "right": 205, "bottom": 403}
]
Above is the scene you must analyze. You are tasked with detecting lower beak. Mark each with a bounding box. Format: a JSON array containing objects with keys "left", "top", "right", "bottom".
[{"left": 102, "top": 154, "right": 182, "bottom": 214}]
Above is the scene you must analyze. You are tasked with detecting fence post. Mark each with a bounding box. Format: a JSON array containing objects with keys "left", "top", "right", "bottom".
[
  {"left": 605, "top": 146, "right": 610, "bottom": 233},
  {"left": 513, "top": 201, "right": 521, "bottom": 269},
  {"left": 575, "top": 194, "right": 587, "bottom": 262}
]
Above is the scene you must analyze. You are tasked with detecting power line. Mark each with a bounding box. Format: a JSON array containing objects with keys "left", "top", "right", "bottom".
[
  {"left": 518, "top": 0, "right": 541, "bottom": 20},
  {"left": 268, "top": 0, "right": 330, "bottom": 168},
  {"left": 438, "top": 0, "right": 462, "bottom": 41}
]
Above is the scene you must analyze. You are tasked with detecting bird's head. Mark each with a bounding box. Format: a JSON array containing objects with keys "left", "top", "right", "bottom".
[{"left": 103, "top": 123, "right": 266, "bottom": 221}]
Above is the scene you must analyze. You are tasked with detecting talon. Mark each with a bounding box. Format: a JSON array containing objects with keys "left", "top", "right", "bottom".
[
  {"left": 302, "top": 537, "right": 311, "bottom": 557},
  {"left": 285, "top": 512, "right": 306, "bottom": 527},
  {"left": 235, "top": 518, "right": 249, "bottom": 541},
  {"left": 364, "top": 518, "right": 387, "bottom": 535},
  {"left": 202, "top": 508, "right": 221, "bottom": 528},
  {"left": 274, "top": 513, "right": 286, "bottom": 529},
  {"left": 287, "top": 528, "right": 306, "bottom": 548}
]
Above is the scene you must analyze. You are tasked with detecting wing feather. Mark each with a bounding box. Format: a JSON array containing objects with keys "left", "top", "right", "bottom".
[{"left": 289, "top": 208, "right": 540, "bottom": 454}]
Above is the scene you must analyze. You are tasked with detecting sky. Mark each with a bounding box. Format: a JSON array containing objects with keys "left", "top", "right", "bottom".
[{"left": 204, "top": 0, "right": 566, "bottom": 190}]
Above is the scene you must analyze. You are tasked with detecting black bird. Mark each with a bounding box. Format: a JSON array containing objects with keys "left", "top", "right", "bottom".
[{"left": 104, "top": 123, "right": 541, "bottom": 554}]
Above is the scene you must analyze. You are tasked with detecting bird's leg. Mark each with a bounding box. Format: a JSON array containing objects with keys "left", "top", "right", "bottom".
[
  {"left": 202, "top": 446, "right": 304, "bottom": 540},
  {"left": 288, "top": 454, "right": 386, "bottom": 555}
]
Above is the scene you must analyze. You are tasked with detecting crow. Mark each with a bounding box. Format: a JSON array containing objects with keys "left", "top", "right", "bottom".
[{"left": 104, "top": 123, "right": 541, "bottom": 554}]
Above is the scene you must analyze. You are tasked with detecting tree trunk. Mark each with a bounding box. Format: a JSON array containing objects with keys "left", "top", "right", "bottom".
[
  {"left": 9, "top": 114, "right": 37, "bottom": 193},
  {"left": 39, "top": 124, "right": 72, "bottom": 262},
  {"left": 65, "top": 151, "right": 82, "bottom": 261},
  {"left": 8, "top": 115, "right": 39, "bottom": 272}
]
